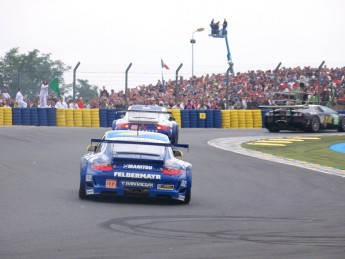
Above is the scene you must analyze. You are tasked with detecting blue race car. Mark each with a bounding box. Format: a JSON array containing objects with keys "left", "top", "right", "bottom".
[
  {"left": 79, "top": 130, "right": 192, "bottom": 204},
  {"left": 111, "top": 105, "right": 179, "bottom": 144}
]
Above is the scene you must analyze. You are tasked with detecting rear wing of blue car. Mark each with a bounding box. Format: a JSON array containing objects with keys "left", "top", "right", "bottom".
[{"left": 90, "top": 139, "right": 189, "bottom": 150}]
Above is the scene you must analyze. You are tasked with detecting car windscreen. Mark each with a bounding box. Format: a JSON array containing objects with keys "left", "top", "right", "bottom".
[
  {"left": 108, "top": 138, "right": 166, "bottom": 157},
  {"left": 128, "top": 111, "right": 160, "bottom": 121}
]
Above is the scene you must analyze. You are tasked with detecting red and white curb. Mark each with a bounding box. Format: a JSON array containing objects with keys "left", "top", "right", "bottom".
[{"left": 208, "top": 135, "right": 345, "bottom": 178}]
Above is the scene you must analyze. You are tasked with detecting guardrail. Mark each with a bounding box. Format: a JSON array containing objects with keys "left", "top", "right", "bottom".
[{"left": 1, "top": 107, "right": 344, "bottom": 129}]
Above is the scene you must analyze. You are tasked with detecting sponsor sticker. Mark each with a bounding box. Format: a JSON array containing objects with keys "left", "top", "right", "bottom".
[
  {"left": 121, "top": 181, "right": 153, "bottom": 188},
  {"left": 157, "top": 184, "right": 174, "bottom": 190},
  {"left": 85, "top": 175, "right": 93, "bottom": 182},
  {"left": 123, "top": 164, "right": 153, "bottom": 170},
  {"left": 180, "top": 180, "right": 187, "bottom": 188},
  {"left": 105, "top": 179, "right": 117, "bottom": 189},
  {"left": 86, "top": 189, "right": 94, "bottom": 195},
  {"left": 114, "top": 172, "right": 161, "bottom": 180},
  {"left": 178, "top": 194, "right": 185, "bottom": 201}
]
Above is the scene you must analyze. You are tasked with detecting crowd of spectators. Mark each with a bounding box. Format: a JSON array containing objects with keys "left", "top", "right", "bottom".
[{"left": 1, "top": 66, "right": 345, "bottom": 110}]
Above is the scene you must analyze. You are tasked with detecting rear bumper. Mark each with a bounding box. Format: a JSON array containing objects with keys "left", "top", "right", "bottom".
[
  {"left": 83, "top": 185, "right": 189, "bottom": 201},
  {"left": 81, "top": 173, "right": 190, "bottom": 201}
]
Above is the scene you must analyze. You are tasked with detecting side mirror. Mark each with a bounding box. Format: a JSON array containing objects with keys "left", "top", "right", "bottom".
[
  {"left": 173, "top": 150, "right": 183, "bottom": 157},
  {"left": 87, "top": 145, "right": 97, "bottom": 152}
]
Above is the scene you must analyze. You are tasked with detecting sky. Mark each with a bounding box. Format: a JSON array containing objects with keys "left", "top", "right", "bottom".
[{"left": 1, "top": 0, "right": 344, "bottom": 92}]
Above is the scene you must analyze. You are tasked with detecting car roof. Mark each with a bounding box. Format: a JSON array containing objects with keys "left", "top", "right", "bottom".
[
  {"left": 128, "top": 105, "right": 167, "bottom": 112},
  {"left": 105, "top": 130, "right": 170, "bottom": 142}
]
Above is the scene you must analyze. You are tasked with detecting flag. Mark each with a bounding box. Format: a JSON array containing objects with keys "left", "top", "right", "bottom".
[
  {"left": 161, "top": 59, "right": 169, "bottom": 70},
  {"left": 49, "top": 78, "right": 60, "bottom": 97}
]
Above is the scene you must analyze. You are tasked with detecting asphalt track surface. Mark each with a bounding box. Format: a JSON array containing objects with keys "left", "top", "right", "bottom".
[{"left": 1, "top": 127, "right": 345, "bottom": 259}]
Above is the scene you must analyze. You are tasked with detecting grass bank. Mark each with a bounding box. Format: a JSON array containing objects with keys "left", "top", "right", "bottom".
[{"left": 242, "top": 135, "right": 345, "bottom": 170}]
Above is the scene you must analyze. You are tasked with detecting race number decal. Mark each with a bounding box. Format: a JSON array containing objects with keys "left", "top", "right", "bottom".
[
  {"left": 105, "top": 179, "right": 117, "bottom": 189},
  {"left": 324, "top": 116, "right": 332, "bottom": 124}
]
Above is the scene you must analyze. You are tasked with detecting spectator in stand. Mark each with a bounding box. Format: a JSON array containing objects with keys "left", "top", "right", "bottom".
[
  {"left": 68, "top": 99, "right": 79, "bottom": 109},
  {"left": 2, "top": 88, "right": 11, "bottom": 100},
  {"left": 77, "top": 96, "right": 84, "bottom": 109},
  {"left": 100, "top": 86, "right": 109, "bottom": 98},
  {"left": 84, "top": 100, "right": 90, "bottom": 109},
  {"left": 55, "top": 96, "right": 68, "bottom": 108},
  {"left": 15, "top": 87, "right": 27, "bottom": 108},
  {"left": 109, "top": 89, "right": 116, "bottom": 100},
  {"left": 185, "top": 99, "right": 194, "bottom": 109}
]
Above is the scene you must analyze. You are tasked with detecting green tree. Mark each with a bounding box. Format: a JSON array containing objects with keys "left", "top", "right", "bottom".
[
  {"left": 73, "top": 79, "right": 99, "bottom": 101},
  {"left": 0, "top": 48, "right": 71, "bottom": 99}
]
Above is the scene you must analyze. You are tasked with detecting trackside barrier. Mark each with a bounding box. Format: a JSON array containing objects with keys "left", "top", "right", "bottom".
[
  {"left": 82, "top": 109, "right": 92, "bottom": 127},
  {"left": 0, "top": 107, "right": 4, "bottom": 126},
  {"left": 90, "top": 109, "right": 100, "bottom": 127},
  {"left": 30, "top": 108, "right": 39, "bottom": 126},
  {"left": 38, "top": 108, "right": 48, "bottom": 126},
  {"left": 180, "top": 109, "right": 190, "bottom": 128},
  {"left": 100, "top": 109, "right": 107, "bottom": 127},
  {"left": 213, "top": 109, "right": 222, "bottom": 128},
  {"left": 1, "top": 108, "right": 342, "bottom": 129},
  {"left": 12, "top": 108, "right": 22, "bottom": 125}
]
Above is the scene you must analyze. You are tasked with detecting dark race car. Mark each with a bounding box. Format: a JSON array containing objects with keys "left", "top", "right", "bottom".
[
  {"left": 261, "top": 104, "right": 345, "bottom": 133},
  {"left": 79, "top": 130, "right": 192, "bottom": 204},
  {"left": 112, "top": 105, "right": 179, "bottom": 144}
]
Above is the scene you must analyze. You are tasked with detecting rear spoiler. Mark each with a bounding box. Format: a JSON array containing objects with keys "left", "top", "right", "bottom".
[
  {"left": 91, "top": 138, "right": 189, "bottom": 150},
  {"left": 259, "top": 105, "right": 307, "bottom": 110},
  {"left": 125, "top": 110, "right": 171, "bottom": 114}
]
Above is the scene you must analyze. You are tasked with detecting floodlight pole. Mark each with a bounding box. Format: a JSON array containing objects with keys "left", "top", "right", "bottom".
[
  {"left": 317, "top": 60, "right": 325, "bottom": 105},
  {"left": 73, "top": 61, "right": 80, "bottom": 100},
  {"left": 175, "top": 63, "right": 183, "bottom": 105},
  {"left": 190, "top": 28, "right": 204, "bottom": 83},
  {"left": 274, "top": 62, "right": 282, "bottom": 92},
  {"left": 125, "top": 63, "right": 132, "bottom": 109}
]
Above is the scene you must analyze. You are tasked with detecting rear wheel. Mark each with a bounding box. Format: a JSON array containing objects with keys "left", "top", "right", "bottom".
[
  {"left": 172, "top": 130, "right": 179, "bottom": 144},
  {"left": 308, "top": 116, "right": 320, "bottom": 133},
  {"left": 183, "top": 189, "right": 191, "bottom": 204},
  {"left": 79, "top": 181, "right": 87, "bottom": 199},
  {"left": 339, "top": 117, "right": 345, "bottom": 132}
]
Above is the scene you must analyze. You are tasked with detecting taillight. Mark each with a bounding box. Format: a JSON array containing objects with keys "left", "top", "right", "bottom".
[
  {"left": 163, "top": 167, "right": 182, "bottom": 175},
  {"left": 157, "top": 125, "right": 171, "bottom": 130},
  {"left": 117, "top": 123, "right": 129, "bottom": 129},
  {"left": 92, "top": 163, "right": 113, "bottom": 171}
]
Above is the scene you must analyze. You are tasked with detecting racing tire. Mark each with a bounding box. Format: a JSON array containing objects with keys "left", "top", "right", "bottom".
[
  {"left": 338, "top": 117, "right": 345, "bottom": 132},
  {"left": 267, "top": 127, "right": 280, "bottom": 133},
  {"left": 79, "top": 181, "right": 87, "bottom": 200},
  {"left": 308, "top": 116, "right": 320, "bottom": 133},
  {"left": 183, "top": 189, "right": 191, "bottom": 204},
  {"left": 172, "top": 130, "right": 179, "bottom": 144}
]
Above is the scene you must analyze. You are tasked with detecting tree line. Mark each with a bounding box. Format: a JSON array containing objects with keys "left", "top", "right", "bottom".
[{"left": 0, "top": 48, "right": 99, "bottom": 100}]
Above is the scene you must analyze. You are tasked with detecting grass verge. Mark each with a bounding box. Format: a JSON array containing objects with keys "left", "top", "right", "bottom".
[{"left": 241, "top": 135, "right": 345, "bottom": 170}]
